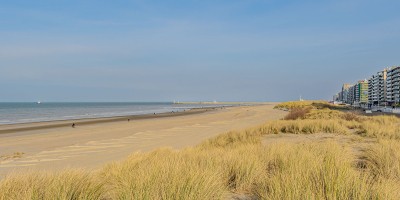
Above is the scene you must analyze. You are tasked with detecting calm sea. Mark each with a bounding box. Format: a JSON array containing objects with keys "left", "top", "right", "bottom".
[{"left": 0, "top": 102, "right": 224, "bottom": 125}]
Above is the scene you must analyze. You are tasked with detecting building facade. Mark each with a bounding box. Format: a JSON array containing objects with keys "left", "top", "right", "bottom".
[
  {"left": 347, "top": 85, "right": 356, "bottom": 104},
  {"left": 368, "top": 69, "right": 387, "bottom": 106},
  {"left": 341, "top": 83, "right": 352, "bottom": 103},
  {"left": 354, "top": 80, "right": 368, "bottom": 106},
  {"left": 386, "top": 66, "right": 400, "bottom": 106}
]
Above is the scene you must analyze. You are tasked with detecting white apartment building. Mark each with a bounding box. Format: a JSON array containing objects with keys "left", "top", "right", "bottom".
[
  {"left": 386, "top": 66, "right": 400, "bottom": 106},
  {"left": 347, "top": 85, "right": 356, "bottom": 104},
  {"left": 368, "top": 69, "right": 387, "bottom": 106}
]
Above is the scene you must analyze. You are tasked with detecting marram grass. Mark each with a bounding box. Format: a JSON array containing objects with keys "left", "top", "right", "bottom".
[{"left": 0, "top": 170, "right": 105, "bottom": 200}]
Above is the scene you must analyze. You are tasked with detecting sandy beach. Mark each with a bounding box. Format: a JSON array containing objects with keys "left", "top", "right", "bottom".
[{"left": 0, "top": 103, "right": 285, "bottom": 178}]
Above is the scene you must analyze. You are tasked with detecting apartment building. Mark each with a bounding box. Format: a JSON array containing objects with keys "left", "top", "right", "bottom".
[
  {"left": 386, "top": 66, "right": 400, "bottom": 106},
  {"left": 368, "top": 69, "right": 387, "bottom": 106},
  {"left": 347, "top": 85, "right": 356, "bottom": 104},
  {"left": 341, "top": 83, "right": 352, "bottom": 103},
  {"left": 355, "top": 80, "right": 368, "bottom": 105}
]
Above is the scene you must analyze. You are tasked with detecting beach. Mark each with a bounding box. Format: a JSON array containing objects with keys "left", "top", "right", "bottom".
[
  {"left": 0, "top": 103, "right": 285, "bottom": 178},
  {"left": 2, "top": 101, "right": 400, "bottom": 199}
]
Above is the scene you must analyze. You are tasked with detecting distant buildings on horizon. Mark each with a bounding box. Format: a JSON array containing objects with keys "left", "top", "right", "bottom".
[{"left": 334, "top": 66, "right": 400, "bottom": 107}]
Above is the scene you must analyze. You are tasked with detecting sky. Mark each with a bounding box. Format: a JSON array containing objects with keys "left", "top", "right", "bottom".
[{"left": 1, "top": 0, "right": 400, "bottom": 102}]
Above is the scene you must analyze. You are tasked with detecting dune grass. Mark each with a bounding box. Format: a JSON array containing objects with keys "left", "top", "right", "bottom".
[
  {"left": 99, "top": 149, "right": 226, "bottom": 200},
  {"left": 0, "top": 170, "right": 104, "bottom": 200},
  {"left": 362, "top": 139, "right": 400, "bottom": 180},
  {"left": 254, "top": 142, "right": 390, "bottom": 200},
  {"left": 357, "top": 116, "right": 400, "bottom": 139},
  {"left": 273, "top": 100, "right": 347, "bottom": 110},
  {"left": 1, "top": 101, "right": 400, "bottom": 199}
]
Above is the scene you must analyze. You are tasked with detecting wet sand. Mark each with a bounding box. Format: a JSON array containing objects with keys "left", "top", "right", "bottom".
[
  {"left": 0, "top": 108, "right": 210, "bottom": 135},
  {"left": 0, "top": 103, "right": 285, "bottom": 178}
]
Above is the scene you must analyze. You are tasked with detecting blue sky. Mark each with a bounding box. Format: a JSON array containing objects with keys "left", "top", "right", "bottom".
[{"left": 1, "top": 0, "right": 399, "bottom": 102}]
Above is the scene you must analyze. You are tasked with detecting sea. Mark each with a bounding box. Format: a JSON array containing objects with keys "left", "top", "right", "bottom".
[{"left": 0, "top": 102, "right": 228, "bottom": 125}]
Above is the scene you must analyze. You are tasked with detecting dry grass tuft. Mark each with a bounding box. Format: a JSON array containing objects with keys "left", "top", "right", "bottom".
[
  {"left": 260, "top": 120, "right": 349, "bottom": 135},
  {"left": 0, "top": 170, "right": 105, "bottom": 200},
  {"left": 304, "top": 108, "right": 343, "bottom": 120},
  {"left": 362, "top": 139, "right": 400, "bottom": 180},
  {"left": 254, "top": 142, "right": 388, "bottom": 199},
  {"left": 284, "top": 107, "right": 311, "bottom": 120},
  {"left": 199, "top": 130, "right": 261, "bottom": 149},
  {"left": 100, "top": 149, "right": 226, "bottom": 200},
  {"left": 357, "top": 116, "right": 400, "bottom": 139},
  {"left": 342, "top": 112, "right": 361, "bottom": 121}
]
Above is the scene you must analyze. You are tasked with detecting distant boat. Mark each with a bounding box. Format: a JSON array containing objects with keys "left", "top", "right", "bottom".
[{"left": 37, "top": 101, "right": 41, "bottom": 104}]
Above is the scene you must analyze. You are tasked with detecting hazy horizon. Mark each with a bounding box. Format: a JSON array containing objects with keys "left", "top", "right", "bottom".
[{"left": 1, "top": 0, "right": 399, "bottom": 102}]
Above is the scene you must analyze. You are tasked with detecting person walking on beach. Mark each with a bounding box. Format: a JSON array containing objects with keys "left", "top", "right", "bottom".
[{"left": 72, "top": 123, "right": 75, "bottom": 128}]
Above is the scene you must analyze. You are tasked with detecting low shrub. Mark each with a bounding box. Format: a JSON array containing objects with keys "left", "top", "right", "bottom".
[{"left": 284, "top": 107, "right": 312, "bottom": 120}]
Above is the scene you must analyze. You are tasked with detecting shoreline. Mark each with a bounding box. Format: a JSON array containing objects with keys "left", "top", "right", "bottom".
[
  {"left": 0, "top": 107, "right": 221, "bottom": 135},
  {"left": 174, "top": 101, "right": 273, "bottom": 105}
]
